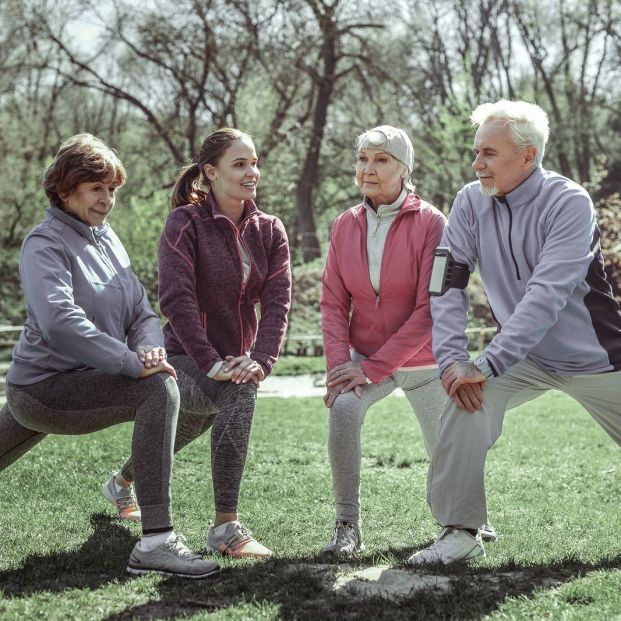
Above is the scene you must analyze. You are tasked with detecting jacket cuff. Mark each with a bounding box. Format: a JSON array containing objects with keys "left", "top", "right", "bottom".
[
  {"left": 121, "top": 351, "right": 145, "bottom": 378},
  {"left": 250, "top": 353, "right": 273, "bottom": 377}
]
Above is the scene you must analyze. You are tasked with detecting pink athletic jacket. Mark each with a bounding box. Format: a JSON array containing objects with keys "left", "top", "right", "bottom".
[
  {"left": 159, "top": 195, "right": 291, "bottom": 377},
  {"left": 321, "top": 193, "right": 446, "bottom": 383}
]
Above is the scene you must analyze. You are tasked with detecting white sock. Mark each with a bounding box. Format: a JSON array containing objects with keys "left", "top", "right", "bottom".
[
  {"left": 212, "top": 520, "right": 239, "bottom": 536},
  {"left": 113, "top": 475, "right": 130, "bottom": 494},
  {"left": 138, "top": 530, "right": 174, "bottom": 552}
]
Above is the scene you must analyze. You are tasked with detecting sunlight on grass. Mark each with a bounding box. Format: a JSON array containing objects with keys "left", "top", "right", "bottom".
[{"left": 0, "top": 391, "right": 619, "bottom": 619}]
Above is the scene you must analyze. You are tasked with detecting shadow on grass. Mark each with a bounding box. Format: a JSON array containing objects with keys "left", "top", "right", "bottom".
[
  {"left": 101, "top": 546, "right": 621, "bottom": 621},
  {"left": 2, "top": 520, "right": 620, "bottom": 620},
  {"left": 0, "top": 513, "right": 135, "bottom": 595}
]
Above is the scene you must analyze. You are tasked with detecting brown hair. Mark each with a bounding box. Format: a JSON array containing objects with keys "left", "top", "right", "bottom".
[
  {"left": 170, "top": 127, "right": 250, "bottom": 209},
  {"left": 43, "top": 133, "right": 127, "bottom": 209}
]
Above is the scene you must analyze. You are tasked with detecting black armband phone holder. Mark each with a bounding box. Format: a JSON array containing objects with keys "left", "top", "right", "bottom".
[{"left": 428, "top": 247, "right": 470, "bottom": 296}]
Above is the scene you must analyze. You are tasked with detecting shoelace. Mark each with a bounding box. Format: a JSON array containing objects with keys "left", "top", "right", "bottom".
[
  {"left": 224, "top": 526, "right": 254, "bottom": 551},
  {"left": 425, "top": 528, "right": 460, "bottom": 554},
  {"left": 116, "top": 494, "right": 138, "bottom": 510},
  {"left": 333, "top": 522, "right": 357, "bottom": 547},
  {"left": 166, "top": 534, "right": 202, "bottom": 560}
]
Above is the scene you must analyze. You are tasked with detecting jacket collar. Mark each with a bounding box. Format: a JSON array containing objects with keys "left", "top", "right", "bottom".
[
  {"left": 204, "top": 193, "right": 258, "bottom": 224},
  {"left": 355, "top": 190, "right": 421, "bottom": 223},
  {"left": 46, "top": 205, "right": 108, "bottom": 242},
  {"left": 493, "top": 166, "right": 545, "bottom": 208}
]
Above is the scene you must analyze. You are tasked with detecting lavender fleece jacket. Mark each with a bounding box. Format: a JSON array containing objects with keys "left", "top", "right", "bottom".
[
  {"left": 8, "top": 206, "right": 162, "bottom": 384},
  {"left": 431, "top": 167, "right": 621, "bottom": 377},
  {"left": 159, "top": 195, "right": 291, "bottom": 377}
]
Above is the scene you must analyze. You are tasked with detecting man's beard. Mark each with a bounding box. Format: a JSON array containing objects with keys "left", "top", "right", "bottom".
[{"left": 478, "top": 182, "right": 499, "bottom": 196}]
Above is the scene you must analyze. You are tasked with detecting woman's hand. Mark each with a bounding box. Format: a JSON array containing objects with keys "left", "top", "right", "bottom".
[
  {"left": 223, "top": 355, "right": 265, "bottom": 385},
  {"left": 324, "top": 383, "right": 362, "bottom": 408},
  {"left": 326, "top": 361, "right": 367, "bottom": 393},
  {"left": 140, "top": 358, "right": 177, "bottom": 380},
  {"left": 137, "top": 345, "right": 166, "bottom": 369}
]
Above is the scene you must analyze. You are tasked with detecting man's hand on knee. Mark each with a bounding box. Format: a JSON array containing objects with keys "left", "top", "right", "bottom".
[{"left": 441, "top": 362, "right": 486, "bottom": 412}]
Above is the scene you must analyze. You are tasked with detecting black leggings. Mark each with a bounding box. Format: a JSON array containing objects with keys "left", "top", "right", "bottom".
[
  {"left": 120, "top": 355, "right": 257, "bottom": 513},
  {"left": 1, "top": 371, "right": 179, "bottom": 533}
]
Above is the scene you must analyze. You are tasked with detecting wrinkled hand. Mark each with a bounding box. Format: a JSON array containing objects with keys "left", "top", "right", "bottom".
[
  {"left": 140, "top": 358, "right": 177, "bottom": 380},
  {"left": 223, "top": 355, "right": 265, "bottom": 386},
  {"left": 137, "top": 345, "right": 166, "bottom": 369},
  {"left": 326, "top": 361, "right": 367, "bottom": 393},
  {"left": 441, "top": 361, "right": 486, "bottom": 412},
  {"left": 323, "top": 382, "right": 363, "bottom": 408}
]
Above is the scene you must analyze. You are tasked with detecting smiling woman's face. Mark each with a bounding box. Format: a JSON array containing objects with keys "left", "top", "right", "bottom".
[{"left": 60, "top": 173, "right": 119, "bottom": 226}]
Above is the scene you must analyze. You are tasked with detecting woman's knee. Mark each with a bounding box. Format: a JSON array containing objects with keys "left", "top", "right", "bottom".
[
  {"left": 142, "top": 373, "right": 181, "bottom": 409},
  {"left": 330, "top": 391, "right": 364, "bottom": 426}
]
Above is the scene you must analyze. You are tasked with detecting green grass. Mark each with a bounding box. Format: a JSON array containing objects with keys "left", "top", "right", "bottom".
[
  {"left": 0, "top": 392, "right": 620, "bottom": 620},
  {"left": 271, "top": 355, "right": 325, "bottom": 376}
]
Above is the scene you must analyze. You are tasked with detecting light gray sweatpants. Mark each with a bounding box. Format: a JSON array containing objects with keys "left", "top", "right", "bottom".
[
  {"left": 0, "top": 371, "right": 179, "bottom": 533},
  {"left": 428, "top": 359, "right": 621, "bottom": 530},
  {"left": 328, "top": 366, "right": 445, "bottom": 523}
]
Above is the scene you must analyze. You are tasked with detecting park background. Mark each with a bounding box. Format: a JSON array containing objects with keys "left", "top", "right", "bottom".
[{"left": 1, "top": 1, "right": 621, "bottom": 620}]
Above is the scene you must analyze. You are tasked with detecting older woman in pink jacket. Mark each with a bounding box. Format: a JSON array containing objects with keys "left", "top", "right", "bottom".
[{"left": 320, "top": 126, "right": 494, "bottom": 558}]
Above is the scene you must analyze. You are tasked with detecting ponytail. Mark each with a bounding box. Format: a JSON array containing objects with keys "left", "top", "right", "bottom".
[{"left": 170, "top": 162, "right": 209, "bottom": 209}]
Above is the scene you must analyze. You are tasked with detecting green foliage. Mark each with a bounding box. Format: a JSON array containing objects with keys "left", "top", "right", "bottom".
[{"left": 0, "top": 392, "right": 620, "bottom": 619}]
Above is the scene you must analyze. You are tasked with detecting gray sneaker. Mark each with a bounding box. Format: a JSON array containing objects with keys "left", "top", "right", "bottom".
[
  {"left": 322, "top": 521, "right": 365, "bottom": 559},
  {"left": 127, "top": 533, "right": 220, "bottom": 579},
  {"left": 480, "top": 522, "right": 498, "bottom": 542}
]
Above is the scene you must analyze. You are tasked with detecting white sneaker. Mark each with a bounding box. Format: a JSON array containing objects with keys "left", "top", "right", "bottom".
[
  {"left": 407, "top": 527, "right": 485, "bottom": 566},
  {"left": 480, "top": 522, "right": 498, "bottom": 542},
  {"left": 127, "top": 533, "right": 220, "bottom": 579},
  {"left": 102, "top": 473, "right": 141, "bottom": 522}
]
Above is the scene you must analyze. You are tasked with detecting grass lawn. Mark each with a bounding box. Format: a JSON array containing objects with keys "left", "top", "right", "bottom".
[
  {"left": 0, "top": 391, "right": 619, "bottom": 620},
  {"left": 270, "top": 356, "right": 325, "bottom": 376}
]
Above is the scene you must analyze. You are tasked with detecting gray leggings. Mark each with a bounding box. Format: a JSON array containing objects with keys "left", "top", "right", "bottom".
[
  {"left": 120, "top": 355, "right": 257, "bottom": 514},
  {"left": 329, "top": 367, "right": 444, "bottom": 523},
  {"left": 0, "top": 371, "right": 179, "bottom": 533}
]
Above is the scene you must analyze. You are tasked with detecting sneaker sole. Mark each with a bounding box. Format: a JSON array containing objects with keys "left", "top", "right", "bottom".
[
  {"left": 480, "top": 532, "right": 498, "bottom": 543},
  {"left": 321, "top": 543, "right": 366, "bottom": 559},
  {"left": 126, "top": 564, "right": 220, "bottom": 579},
  {"left": 203, "top": 544, "right": 272, "bottom": 559},
  {"left": 408, "top": 545, "right": 485, "bottom": 566}
]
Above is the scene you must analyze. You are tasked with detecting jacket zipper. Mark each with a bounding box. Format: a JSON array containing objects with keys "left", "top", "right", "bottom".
[
  {"left": 357, "top": 209, "right": 404, "bottom": 308},
  {"left": 498, "top": 197, "right": 521, "bottom": 281},
  {"left": 217, "top": 213, "right": 253, "bottom": 356}
]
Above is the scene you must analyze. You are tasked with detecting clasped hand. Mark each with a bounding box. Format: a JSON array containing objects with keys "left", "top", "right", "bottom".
[
  {"left": 137, "top": 345, "right": 177, "bottom": 380},
  {"left": 214, "top": 355, "right": 265, "bottom": 386},
  {"left": 441, "top": 361, "right": 486, "bottom": 412}
]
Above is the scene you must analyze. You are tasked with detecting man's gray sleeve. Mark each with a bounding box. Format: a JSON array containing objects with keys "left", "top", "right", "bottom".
[{"left": 430, "top": 191, "right": 477, "bottom": 376}]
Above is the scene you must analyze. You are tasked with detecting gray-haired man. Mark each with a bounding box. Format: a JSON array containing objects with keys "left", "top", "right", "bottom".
[{"left": 408, "top": 99, "right": 621, "bottom": 565}]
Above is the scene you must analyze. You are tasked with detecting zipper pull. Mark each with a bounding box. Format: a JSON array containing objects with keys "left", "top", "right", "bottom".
[{"left": 375, "top": 294, "right": 380, "bottom": 307}]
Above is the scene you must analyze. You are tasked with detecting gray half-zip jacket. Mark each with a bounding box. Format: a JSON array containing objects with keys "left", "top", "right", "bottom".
[
  {"left": 364, "top": 188, "right": 407, "bottom": 293},
  {"left": 8, "top": 206, "right": 163, "bottom": 384},
  {"left": 431, "top": 166, "right": 621, "bottom": 376}
]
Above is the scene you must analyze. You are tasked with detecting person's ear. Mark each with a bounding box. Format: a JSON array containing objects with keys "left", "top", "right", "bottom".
[
  {"left": 523, "top": 146, "right": 537, "bottom": 168},
  {"left": 204, "top": 164, "right": 217, "bottom": 182}
]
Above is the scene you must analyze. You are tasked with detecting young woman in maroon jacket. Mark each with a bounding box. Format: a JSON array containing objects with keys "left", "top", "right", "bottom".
[{"left": 104, "top": 128, "right": 291, "bottom": 558}]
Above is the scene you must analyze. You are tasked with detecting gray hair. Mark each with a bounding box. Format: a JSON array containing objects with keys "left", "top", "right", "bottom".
[{"left": 470, "top": 100, "right": 549, "bottom": 167}]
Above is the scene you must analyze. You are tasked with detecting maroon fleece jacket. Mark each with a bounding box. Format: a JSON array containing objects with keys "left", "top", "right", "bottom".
[{"left": 159, "top": 195, "right": 291, "bottom": 377}]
